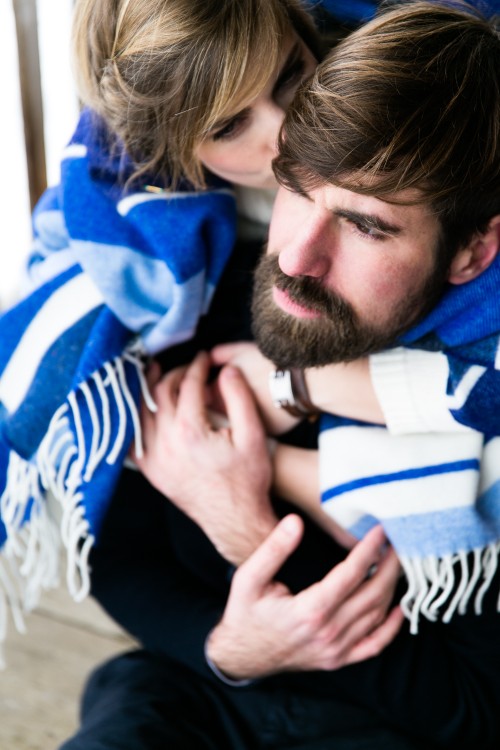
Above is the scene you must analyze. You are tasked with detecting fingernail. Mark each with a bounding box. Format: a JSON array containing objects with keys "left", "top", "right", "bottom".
[{"left": 280, "top": 515, "right": 299, "bottom": 536}]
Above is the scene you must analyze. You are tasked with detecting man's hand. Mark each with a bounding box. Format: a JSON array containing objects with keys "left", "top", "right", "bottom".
[
  {"left": 134, "top": 352, "right": 279, "bottom": 565},
  {"left": 211, "top": 342, "right": 300, "bottom": 435},
  {"left": 207, "top": 516, "right": 404, "bottom": 680}
]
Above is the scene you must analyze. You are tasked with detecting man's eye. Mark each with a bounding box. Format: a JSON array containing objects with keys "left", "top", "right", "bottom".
[{"left": 352, "top": 221, "right": 385, "bottom": 241}]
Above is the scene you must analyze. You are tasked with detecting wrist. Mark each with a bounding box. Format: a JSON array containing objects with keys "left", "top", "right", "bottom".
[
  {"left": 225, "top": 506, "right": 279, "bottom": 566},
  {"left": 268, "top": 368, "right": 320, "bottom": 421},
  {"left": 205, "top": 628, "right": 254, "bottom": 686}
]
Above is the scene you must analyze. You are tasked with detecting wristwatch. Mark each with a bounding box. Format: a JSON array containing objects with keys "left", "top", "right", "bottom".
[{"left": 268, "top": 368, "right": 320, "bottom": 419}]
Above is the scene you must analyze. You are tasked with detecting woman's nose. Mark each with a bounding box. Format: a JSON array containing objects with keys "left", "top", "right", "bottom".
[{"left": 259, "top": 101, "right": 286, "bottom": 156}]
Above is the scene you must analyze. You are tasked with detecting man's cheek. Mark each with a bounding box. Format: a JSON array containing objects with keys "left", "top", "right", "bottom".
[{"left": 351, "top": 268, "right": 406, "bottom": 322}]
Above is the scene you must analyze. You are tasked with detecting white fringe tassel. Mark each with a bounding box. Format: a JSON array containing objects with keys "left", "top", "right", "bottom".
[
  {"left": 0, "top": 348, "right": 155, "bottom": 652},
  {"left": 400, "top": 541, "right": 500, "bottom": 634}
]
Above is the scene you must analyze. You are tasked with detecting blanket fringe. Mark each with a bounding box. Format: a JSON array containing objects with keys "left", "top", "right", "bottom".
[
  {"left": 400, "top": 542, "right": 500, "bottom": 634},
  {"left": 0, "top": 348, "right": 154, "bottom": 647}
]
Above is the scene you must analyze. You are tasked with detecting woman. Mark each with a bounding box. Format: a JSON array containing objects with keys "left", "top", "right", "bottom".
[{"left": 0, "top": 0, "right": 319, "bottom": 613}]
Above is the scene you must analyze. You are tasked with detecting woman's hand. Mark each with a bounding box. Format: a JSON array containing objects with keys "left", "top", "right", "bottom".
[
  {"left": 211, "top": 342, "right": 300, "bottom": 434},
  {"left": 133, "top": 352, "right": 278, "bottom": 565}
]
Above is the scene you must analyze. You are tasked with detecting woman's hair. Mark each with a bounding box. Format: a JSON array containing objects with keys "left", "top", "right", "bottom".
[
  {"left": 275, "top": 0, "right": 500, "bottom": 253},
  {"left": 72, "top": 0, "right": 321, "bottom": 188}
]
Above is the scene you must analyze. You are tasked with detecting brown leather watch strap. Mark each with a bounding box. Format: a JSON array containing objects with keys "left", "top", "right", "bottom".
[{"left": 268, "top": 368, "right": 320, "bottom": 419}]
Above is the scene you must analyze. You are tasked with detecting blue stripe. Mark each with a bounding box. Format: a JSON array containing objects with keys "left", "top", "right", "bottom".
[
  {"left": 0, "top": 265, "right": 82, "bottom": 378},
  {"left": 321, "top": 458, "right": 480, "bottom": 502},
  {"left": 349, "top": 486, "right": 500, "bottom": 558},
  {"left": 3, "top": 307, "right": 103, "bottom": 458}
]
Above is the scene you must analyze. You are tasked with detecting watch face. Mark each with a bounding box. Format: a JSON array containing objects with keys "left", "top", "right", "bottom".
[{"left": 268, "top": 369, "right": 294, "bottom": 409}]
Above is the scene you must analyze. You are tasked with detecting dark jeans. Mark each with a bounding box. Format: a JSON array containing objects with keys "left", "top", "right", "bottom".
[{"left": 59, "top": 649, "right": 429, "bottom": 750}]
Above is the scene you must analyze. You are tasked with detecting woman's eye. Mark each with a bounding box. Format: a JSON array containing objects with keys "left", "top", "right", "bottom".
[{"left": 211, "top": 113, "right": 248, "bottom": 142}]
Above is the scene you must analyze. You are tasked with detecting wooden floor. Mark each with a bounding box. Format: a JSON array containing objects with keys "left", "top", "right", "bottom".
[{"left": 0, "top": 586, "right": 135, "bottom": 749}]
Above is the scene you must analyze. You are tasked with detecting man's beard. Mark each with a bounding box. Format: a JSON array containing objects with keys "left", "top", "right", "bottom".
[{"left": 251, "top": 253, "right": 448, "bottom": 369}]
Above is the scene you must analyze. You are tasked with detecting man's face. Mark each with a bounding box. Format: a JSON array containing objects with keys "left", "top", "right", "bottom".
[{"left": 252, "top": 183, "right": 448, "bottom": 367}]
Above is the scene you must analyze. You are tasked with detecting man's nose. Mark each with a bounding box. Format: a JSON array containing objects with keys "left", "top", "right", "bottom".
[{"left": 278, "top": 215, "right": 332, "bottom": 279}]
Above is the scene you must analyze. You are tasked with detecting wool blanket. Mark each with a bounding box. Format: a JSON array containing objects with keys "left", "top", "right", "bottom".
[
  {"left": 319, "top": 255, "right": 500, "bottom": 632},
  {"left": 0, "top": 109, "right": 236, "bottom": 637}
]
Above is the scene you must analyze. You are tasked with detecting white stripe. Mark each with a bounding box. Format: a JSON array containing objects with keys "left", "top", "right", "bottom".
[
  {"left": 319, "top": 425, "right": 482, "bottom": 490},
  {"left": 479, "top": 436, "right": 500, "bottom": 494},
  {"left": 117, "top": 188, "right": 234, "bottom": 216},
  {"left": 370, "top": 348, "right": 469, "bottom": 434},
  {"left": 61, "top": 143, "right": 87, "bottom": 160},
  {"left": 0, "top": 274, "right": 104, "bottom": 412},
  {"left": 446, "top": 365, "right": 486, "bottom": 410}
]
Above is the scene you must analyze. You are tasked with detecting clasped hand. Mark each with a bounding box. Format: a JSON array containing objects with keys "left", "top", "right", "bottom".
[
  {"left": 134, "top": 353, "right": 404, "bottom": 678},
  {"left": 134, "top": 351, "right": 278, "bottom": 565}
]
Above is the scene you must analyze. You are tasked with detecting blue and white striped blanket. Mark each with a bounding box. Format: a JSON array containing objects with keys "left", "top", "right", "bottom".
[
  {"left": 0, "top": 109, "right": 236, "bottom": 631},
  {"left": 319, "top": 255, "right": 500, "bottom": 631}
]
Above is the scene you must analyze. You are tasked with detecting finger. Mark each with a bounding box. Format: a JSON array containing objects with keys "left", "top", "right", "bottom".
[
  {"left": 365, "top": 544, "right": 401, "bottom": 593},
  {"left": 211, "top": 342, "right": 253, "bottom": 366},
  {"left": 206, "top": 377, "right": 226, "bottom": 416},
  {"left": 145, "top": 359, "right": 163, "bottom": 390},
  {"left": 343, "top": 606, "right": 405, "bottom": 666},
  {"left": 137, "top": 365, "right": 189, "bottom": 461},
  {"left": 152, "top": 363, "right": 188, "bottom": 412},
  {"left": 175, "top": 352, "right": 211, "bottom": 426},
  {"left": 300, "top": 525, "right": 387, "bottom": 611},
  {"left": 314, "top": 543, "right": 401, "bottom": 644},
  {"left": 218, "top": 366, "right": 266, "bottom": 451},
  {"left": 232, "top": 515, "right": 303, "bottom": 598},
  {"left": 324, "top": 562, "right": 399, "bottom": 652}
]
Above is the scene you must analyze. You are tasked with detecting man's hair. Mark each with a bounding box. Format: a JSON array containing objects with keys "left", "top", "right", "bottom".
[
  {"left": 72, "top": 0, "right": 321, "bottom": 188},
  {"left": 275, "top": 1, "right": 500, "bottom": 252}
]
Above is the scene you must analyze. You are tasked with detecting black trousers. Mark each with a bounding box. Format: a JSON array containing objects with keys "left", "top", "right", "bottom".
[{"left": 59, "top": 649, "right": 429, "bottom": 750}]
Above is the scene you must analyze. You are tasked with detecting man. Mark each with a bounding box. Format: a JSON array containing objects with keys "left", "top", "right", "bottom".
[{"left": 62, "top": 2, "right": 500, "bottom": 749}]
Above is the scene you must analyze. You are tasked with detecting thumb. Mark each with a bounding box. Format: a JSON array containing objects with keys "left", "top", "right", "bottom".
[
  {"left": 211, "top": 342, "right": 253, "bottom": 366},
  {"left": 233, "top": 515, "right": 304, "bottom": 599}
]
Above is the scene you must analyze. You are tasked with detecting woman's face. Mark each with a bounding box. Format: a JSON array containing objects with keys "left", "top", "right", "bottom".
[{"left": 195, "top": 34, "right": 317, "bottom": 190}]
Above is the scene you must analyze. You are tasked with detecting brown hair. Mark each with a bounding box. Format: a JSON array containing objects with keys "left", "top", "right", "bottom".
[
  {"left": 275, "top": 1, "right": 500, "bottom": 252},
  {"left": 72, "top": 0, "right": 321, "bottom": 188}
]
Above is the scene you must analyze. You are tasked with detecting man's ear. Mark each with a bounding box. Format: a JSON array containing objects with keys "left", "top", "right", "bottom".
[{"left": 448, "top": 216, "right": 500, "bottom": 285}]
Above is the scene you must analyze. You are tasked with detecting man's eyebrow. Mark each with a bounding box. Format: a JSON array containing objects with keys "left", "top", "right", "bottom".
[{"left": 334, "top": 208, "right": 403, "bottom": 235}]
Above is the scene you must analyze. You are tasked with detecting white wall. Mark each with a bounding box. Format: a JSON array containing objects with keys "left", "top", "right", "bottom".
[
  {"left": 38, "top": 0, "right": 79, "bottom": 186},
  {"left": 0, "top": 0, "right": 78, "bottom": 308},
  {"left": 0, "top": 2, "right": 32, "bottom": 308}
]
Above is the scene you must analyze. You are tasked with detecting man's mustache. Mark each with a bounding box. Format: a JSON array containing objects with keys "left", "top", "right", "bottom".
[{"left": 265, "top": 254, "right": 354, "bottom": 323}]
